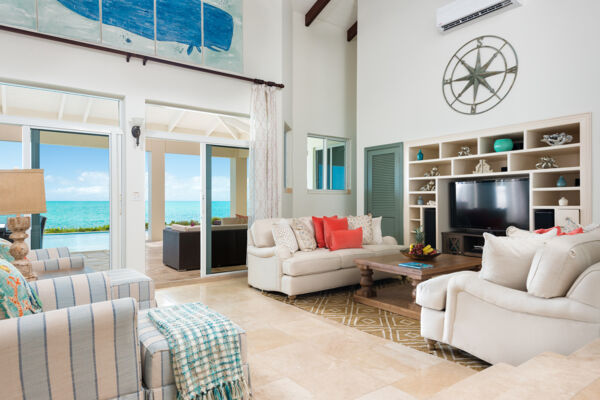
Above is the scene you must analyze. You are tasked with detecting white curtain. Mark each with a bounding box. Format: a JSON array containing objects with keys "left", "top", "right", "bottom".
[{"left": 248, "top": 84, "right": 280, "bottom": 223}]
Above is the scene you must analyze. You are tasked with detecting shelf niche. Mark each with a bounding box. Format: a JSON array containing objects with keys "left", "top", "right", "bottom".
[{"left": 526, "top": 123, "right": 580, "bottom": 149}]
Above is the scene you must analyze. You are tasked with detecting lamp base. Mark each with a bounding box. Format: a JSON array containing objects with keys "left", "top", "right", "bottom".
[{"left": 7, "top": 216, "right": 37, "bottom": 281}]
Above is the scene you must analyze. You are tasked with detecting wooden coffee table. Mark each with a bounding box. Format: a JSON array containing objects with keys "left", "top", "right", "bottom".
[{"left": 353, "top": 253, "right": 481, "bottom": 319}]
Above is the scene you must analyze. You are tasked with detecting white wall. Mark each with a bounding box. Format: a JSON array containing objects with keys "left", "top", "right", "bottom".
[
  {"left": 0, "top": 0, "right": 284, "bottom": 270},
  {"left": 356, "top": 0, "right": 600, "bottom": 222},
  {"left": 285, "top": 10, "right": 358, "bottom": 217}
]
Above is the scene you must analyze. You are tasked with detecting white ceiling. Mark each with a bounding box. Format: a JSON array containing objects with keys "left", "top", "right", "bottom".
[{"left": 292, "top": 0, "right": 357, "bottom": 29}]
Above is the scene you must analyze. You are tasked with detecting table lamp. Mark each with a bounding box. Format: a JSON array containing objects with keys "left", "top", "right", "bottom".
[{"left": 0, "top": 169, "right": 47, "bottom": 281}]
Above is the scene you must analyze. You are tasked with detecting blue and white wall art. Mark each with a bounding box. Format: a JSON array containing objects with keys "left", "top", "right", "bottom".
[{"left": 0, "top": 0, "right": 243, "bottom": 73}]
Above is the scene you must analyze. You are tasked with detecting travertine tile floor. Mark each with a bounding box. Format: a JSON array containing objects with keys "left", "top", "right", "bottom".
[{"left": 156, "top": 276, "right": 477, "bottom": 400}]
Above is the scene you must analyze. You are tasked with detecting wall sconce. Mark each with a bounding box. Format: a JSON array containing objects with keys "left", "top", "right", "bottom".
[{"left": 131, "top": 125, "right": 141, "bottom": 147}]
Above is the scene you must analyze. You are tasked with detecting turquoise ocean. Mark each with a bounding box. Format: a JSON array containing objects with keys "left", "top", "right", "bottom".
[{"left": 0, "top": 201, "right": 231, "bottom": 229}]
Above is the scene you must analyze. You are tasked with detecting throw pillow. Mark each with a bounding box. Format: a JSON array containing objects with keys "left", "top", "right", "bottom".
[
  {"left": 348, "top": 215, "right": 373, "bottom": 244},
  {"left": 235, "top": 214, "right": 249, "bottom": 224},
  {"left": 0, "top": 238, "right": 15, "bottom": 262},
  {"left": 323, "top": 216, "right": 348, "bottom": 249},
  {"left": 271, "top": 222, "right": 299, "bottom": 254},
  {"left": 507, "top": 226, "right": 559, "bottom": 238},
  {"left": 370, "top": 217, "right": 383, "bottom": 244},
  {"left": 527, "top": 229, "right": 600, "bottom": 298},
  {"left": 312, "top": 216, "right": 337, "bottom": 248},
  {"left": 291, "top": 218, "right": 317, "bottom": 251},
  {"left": 0, "top": 258, "right": 43, "bottom": 319},
  {"left": 329, "top": 228, "right": 363, "bottom": 251},
  {"left": 480, "top": 233, "right": 547, "bottom": 291}
]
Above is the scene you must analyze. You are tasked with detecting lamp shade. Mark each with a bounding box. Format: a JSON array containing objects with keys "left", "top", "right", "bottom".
[{"left": 0, "top": 169, "right": 47, "bottom": 215}]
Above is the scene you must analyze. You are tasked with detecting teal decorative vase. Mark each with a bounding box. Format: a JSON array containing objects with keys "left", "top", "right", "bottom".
[
  {"left": 494, "top": 138, "right": 514, "bottom": 152},
  {"left": 417, "top": 196, "right": 424, "bottom": 205},
  {"left": 556, "top": 176, "right": 567, "bottom": 187},
  {"left": 417, "top": 149, "right": 424, "bottom": 160}
]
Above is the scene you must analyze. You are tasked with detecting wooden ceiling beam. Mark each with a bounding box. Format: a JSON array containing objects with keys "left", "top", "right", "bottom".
[
  {"left": 167, "top": 110, "right": 186, "bottom": 132},
  {"left": 57, "top": 93, "right": 67, "bottom": 120},
  {"left": 82, "top": 98, "right": 94, "bottom": 123},
  {"left": 347, "top": 21, "right": 357, "bottom": 42},
  {"left": 305, "top": 0, "right": 331, "bottom": 27}
]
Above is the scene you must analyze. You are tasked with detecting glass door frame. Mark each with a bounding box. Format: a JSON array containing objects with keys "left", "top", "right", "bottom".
[
  {"left": 144, "top": 129, "right": 249, "bottom": 278},
  {"left": 21, "top": 124, "right": 123, "bottom": 269}
]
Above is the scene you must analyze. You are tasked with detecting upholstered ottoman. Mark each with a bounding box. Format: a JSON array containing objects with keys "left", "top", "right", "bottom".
[
  {"left": 138, "top": 308, "right": 251, "bottom": 400},
  {"left": 107, "top": 269, "right": 157, "bottom": 310}
]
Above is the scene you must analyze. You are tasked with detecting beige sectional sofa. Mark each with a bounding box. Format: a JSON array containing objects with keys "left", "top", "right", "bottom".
[
  {"left": 416, "top": 229, "right": 600, "bottom": 366},
  {"left": 247, "top": 217, "right": 406, "bottom": 297}
]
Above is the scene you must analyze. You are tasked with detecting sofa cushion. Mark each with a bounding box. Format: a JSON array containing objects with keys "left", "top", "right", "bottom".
[
  {"left": 363, "top": 244, "right": 403, "bottom": 257},
  {"left": 329, "top": 228, "right": 363, "bottom": 251},
  {"left": 323, "top": 216, "right": 348, "bottom": 248},
  {"left": 527, "top": 230, "right": 600, "bottom": 298},
  {"left": 348, "top": 215, "right": 373, "bottom": 244},
  {"left": 333, "top": 248, "right": 376, "bottom": 269},
  {"left": 506, "top": 226, "right": 559, "bottom": 239},
  {"left": 251, "top": 218, "right": 282, "bottom": 248},
  {"left": 282, "top": 249, "right": 341, "bottom": 276},
  {"left": 480, "top": 233, "right": 547, "bottom": 291},
  {"left": 291, "top": 218, "right": 317, "bottom": 252},
  {"left": 271, "top": 222, "right": 299, "bottom": 254},
  {"left": 370, "top": 217, "right": 383, "bottom": 244}
]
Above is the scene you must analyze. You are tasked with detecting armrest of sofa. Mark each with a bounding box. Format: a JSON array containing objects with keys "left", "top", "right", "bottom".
[
  {"left": 0, "top": 298, "right": 141, "bottom": 399},
  {"left": 29, "top": 271, "right": 111, "bottom": 312},
  {"left": 382, "top": 236, "right": 398, "bottom": 245},
  {"left": 247, "top": 245, "right": 293, "bottom": 260},
  {"left": 445, "top": 273, "right": 600, "bottom": 326},
  {"left": 31, "top": 254, "right": 85, "bottom": 274},
  {"left": 107, "top": 269, "right": 156, "bottom": 310},
  {"left": 28, "top": 247, "right": 72, "bottom": 261},
  {"left": 567, "top": 262, "right": 600, "bottom": 309}
]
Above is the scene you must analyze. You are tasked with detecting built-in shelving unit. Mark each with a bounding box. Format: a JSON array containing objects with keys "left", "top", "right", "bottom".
[{"left": 403, "top": 113, "right": 592, "bottom": 245}]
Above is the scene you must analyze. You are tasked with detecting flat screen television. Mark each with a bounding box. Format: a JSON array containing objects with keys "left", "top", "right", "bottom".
[{"left": 450, "top": 177, "right": 530, "bottom": 231}]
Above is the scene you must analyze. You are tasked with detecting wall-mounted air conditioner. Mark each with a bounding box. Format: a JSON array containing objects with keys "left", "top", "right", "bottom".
[{"left": 436, "top": 0, "right": 523, "bottom": 32}]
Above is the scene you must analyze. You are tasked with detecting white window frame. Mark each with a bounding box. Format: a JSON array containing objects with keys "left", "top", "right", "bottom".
[{"left": 306, "top": 134, "right": 350, "bottom": 194}]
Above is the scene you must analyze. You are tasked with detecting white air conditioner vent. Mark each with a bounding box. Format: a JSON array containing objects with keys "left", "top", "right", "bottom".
[{"left": 437, "top": 0, "right": 523, "bottom": 32}]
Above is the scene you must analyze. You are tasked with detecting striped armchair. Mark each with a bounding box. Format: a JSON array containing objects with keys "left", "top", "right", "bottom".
[
  {"left": 28, "top": 247, "right": 86, "bottom": 275},
  {"left": 0, "top": 272, "right": 145, "bottom": 400}
]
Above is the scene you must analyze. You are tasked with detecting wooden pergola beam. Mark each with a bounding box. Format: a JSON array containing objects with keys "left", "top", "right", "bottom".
[
  {"left": 347, "top": 21, "right": 357, "bottom": 42},
  {"left": 305, "top": 0, "right": 331, "bottom": 27}
]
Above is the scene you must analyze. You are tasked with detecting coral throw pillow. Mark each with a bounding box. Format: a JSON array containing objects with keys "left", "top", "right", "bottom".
[
  {"left": 329, "top": 228, "right": 363, "bottom": 251},
  {"left": 0, "top": 258, "right": 43, "bottom": 319},
  {"left": 323, "top": 216, "right": 348, "bottom": 248},
  {"left": 312, "top": 216, "right": 337, "bottom": 248}
]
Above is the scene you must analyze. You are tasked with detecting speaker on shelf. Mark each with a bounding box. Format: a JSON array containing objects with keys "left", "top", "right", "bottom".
[
  {"left": 424, "top": 208, "right": 436, "bottom": 248},
  {"left": 534, "top": 209, "right": 555, "bottom": 230}
]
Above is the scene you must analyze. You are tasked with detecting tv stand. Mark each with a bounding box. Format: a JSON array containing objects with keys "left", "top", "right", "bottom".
[{"left": 442, "top": 231, "right": 495, "bottom": 258}]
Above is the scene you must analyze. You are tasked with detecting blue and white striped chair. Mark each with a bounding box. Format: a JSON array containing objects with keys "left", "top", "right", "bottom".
[
  {"left": 0, "top": 271, "right": 145, "bottom": 400},
  {"left": 28, "top": 247, "right": 86, "bottom": 275}
]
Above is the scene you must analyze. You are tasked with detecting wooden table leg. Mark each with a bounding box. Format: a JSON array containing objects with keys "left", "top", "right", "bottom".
[
  {"left": 411, "top": 278, "right": 422, "bottom": 301},
  {"left": 356, "top": 265, "right": 375, "bottom": 298}
]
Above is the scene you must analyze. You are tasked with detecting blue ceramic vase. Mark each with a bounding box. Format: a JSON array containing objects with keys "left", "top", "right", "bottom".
[
  {"left": 417, "top": 150, "right": 424, "bottom": 160},
  {"left": 494, "top": 138, "right": 514, "bottom": 152},
  {"left": 417, "top": 196, "right": 424, "bottom": 205},
  {"left": 556, "top": 176, "right": 567, "bottom": 187}
]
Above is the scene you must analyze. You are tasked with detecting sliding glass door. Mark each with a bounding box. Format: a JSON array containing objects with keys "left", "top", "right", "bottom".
[
  {"left": 205, "top": 145, "right": 248, "bottom": 275},
  {"left": 30, "top": 129, "right": 112, "bottom": 271}
]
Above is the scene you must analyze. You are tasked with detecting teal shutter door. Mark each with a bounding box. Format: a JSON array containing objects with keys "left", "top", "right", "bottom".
[{"left": 365, "top": 144, "right": 403, "bottom": 243}]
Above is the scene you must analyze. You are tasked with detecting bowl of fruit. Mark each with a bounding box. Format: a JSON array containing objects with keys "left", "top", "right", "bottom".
[{"left": 401, "top": 227, "right": 441, "bottom": 260}]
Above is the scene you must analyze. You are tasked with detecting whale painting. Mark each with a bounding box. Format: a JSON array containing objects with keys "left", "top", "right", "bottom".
[{"left": 0, "top": 0, "right": 242, "bottom": 72}]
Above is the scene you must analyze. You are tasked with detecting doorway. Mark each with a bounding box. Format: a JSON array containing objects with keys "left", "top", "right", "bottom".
[{"left": 365, "top": 143, "right": 404, "bottom": 243}]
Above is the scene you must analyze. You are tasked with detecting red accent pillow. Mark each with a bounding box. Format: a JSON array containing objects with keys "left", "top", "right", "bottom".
[
  {"left": 561, "top": 227, "right": 584, "bottom": 236},
  {"left": 323, "top": 216, "right": 348, "bottom": 248},
  {"left": 329, "top": 228, "right": 363, "bottom": 251},
  {"left": 312, "top": 216, "right": 337, "bottom": 248},
  {"left": 535, "top": 227, "right": 560, "bottom": 235}
]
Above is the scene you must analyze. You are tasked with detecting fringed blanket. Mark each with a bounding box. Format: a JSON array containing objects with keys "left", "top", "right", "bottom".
[{"left": 148, "top": 303, "right": 248, "bottom": 400}]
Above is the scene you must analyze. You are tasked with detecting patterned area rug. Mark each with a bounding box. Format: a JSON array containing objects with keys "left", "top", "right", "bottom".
[{"left": 263, "top": 279, "right": 490, "bottom": 371}]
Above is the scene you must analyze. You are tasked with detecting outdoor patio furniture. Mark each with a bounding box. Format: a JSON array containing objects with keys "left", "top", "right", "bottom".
[{"left": 162, "top": 224, "right": 248, "bottom": 271}]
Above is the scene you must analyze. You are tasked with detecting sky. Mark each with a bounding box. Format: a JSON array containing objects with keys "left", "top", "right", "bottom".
[{"left": 0, "top": 141, "right": 232, "bottom": 202}]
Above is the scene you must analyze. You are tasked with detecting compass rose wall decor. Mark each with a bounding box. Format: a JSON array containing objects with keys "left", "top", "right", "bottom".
[{"left": 442, "top": 35, "right": 518, "bottom": 115}]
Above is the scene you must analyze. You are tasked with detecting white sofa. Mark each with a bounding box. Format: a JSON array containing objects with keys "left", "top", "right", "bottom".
[
  {"left": 247, "top": 217, "right": 406, "bottom": 297},
  {"left": 416, "top": 230, "right": 600, "bottom": 366}
]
